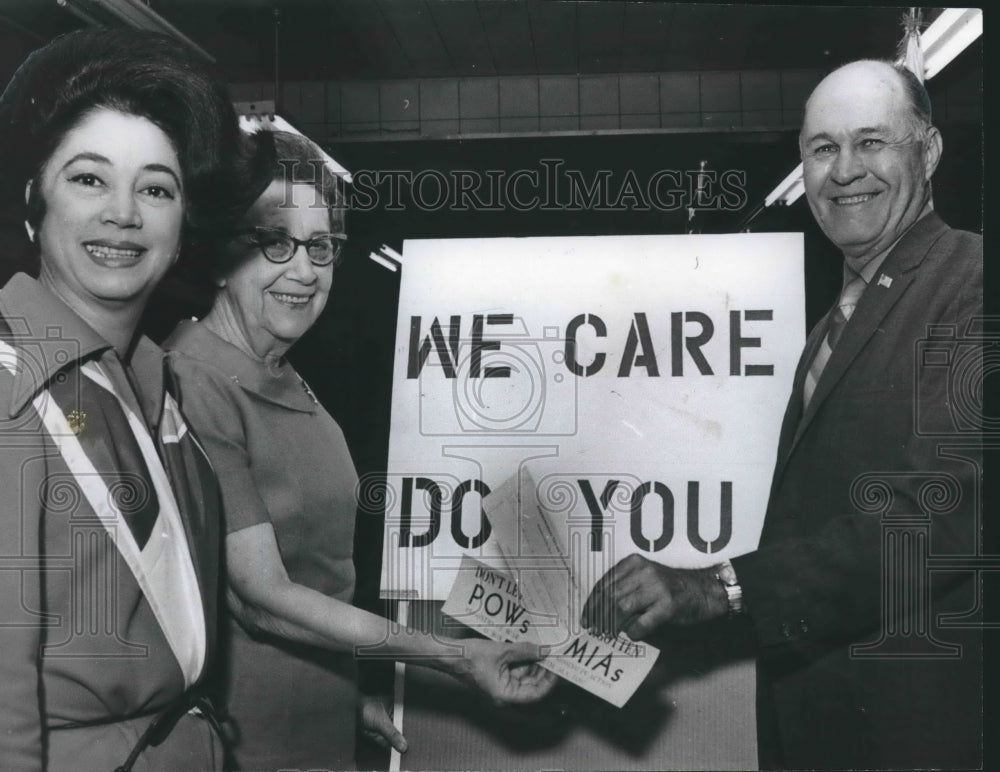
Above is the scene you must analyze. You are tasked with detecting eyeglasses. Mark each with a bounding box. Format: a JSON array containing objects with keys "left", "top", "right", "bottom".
[{"left": 235, "top": 227, "right": 347, "bottom": 267}]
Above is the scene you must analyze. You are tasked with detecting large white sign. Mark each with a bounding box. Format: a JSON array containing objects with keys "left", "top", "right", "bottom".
[{"left": 380, "top": 234, "right": 804, "bottom": 601}]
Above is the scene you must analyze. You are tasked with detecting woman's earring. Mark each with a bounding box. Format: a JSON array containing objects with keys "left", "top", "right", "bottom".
[
  {"left": 214, "top": 276, "right": 227, "bottom": 288},
  {"left": 24, "top": 221, "right": 35, "bottom": 244}
]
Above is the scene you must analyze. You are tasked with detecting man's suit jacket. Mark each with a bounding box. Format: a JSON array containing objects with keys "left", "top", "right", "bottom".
[{"left": 731, "top": 213, "right": 983, "bottom": 770}]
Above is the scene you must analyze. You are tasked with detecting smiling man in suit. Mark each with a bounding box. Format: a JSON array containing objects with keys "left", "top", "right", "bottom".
[{"left": 582, "top": 59, "right": 983, "bottom": 770}]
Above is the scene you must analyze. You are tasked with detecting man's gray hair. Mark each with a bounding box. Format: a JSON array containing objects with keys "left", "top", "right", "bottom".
[{"left": 892, "top": 61, "right": 933, "bottom": 129}]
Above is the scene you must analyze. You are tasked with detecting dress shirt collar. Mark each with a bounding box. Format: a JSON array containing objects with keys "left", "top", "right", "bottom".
[{"left": 0, "top": 273, "right": 167, "bottom": 422}]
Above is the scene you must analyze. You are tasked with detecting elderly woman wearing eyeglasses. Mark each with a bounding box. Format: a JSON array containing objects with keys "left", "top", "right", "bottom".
[{"left": 165, "top": 130, "right": 554, "bottom": 772}]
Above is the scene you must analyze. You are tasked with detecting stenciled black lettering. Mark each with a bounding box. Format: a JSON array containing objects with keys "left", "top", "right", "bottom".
[
  {"left": 565, "top": 313, "right": 607, "bottom": 377},
  {"left": 471, "top": 314, "right": 514, "bottom": 378},
  {"left": 450, "top": 479, "right": 492, "bottom": 549},
  {"left": 630, "top": 481, "right": 674, "bottom": 552},
  {"left": 671, "top": 311, "right": 714, "bottom": 376},
  {"left": 407, "top": 315, "right": 460, "bottom": 379},
  {"left": 618, "top": 312, "right": 660, "bottom": 377},
  {"left": 730, "top": 309, "right": 774, "bottom": 376},
  {"left": 686, "top": 481, "right": 733, "bottom": 554},
  {"left": 400, "top": 477, "right": 443, "bottom": 547},
  {"left": 579, "top": 478, "right": 621, "bottom": 551}
]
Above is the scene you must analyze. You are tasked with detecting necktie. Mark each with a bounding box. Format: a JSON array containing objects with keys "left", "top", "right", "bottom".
[{"left": 803, "top": 271, "right": 867, "bottom": 409}]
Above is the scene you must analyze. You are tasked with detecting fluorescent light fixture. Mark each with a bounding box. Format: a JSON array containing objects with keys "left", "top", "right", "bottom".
[
  {"left": 761, "top": 7, "right": 982, "bottom": 209},
  {"left": 55, "top": 0, "right": 215, "bottom": 61},
  {"left": 764, "top": 163, "right": 805, "bottom": 208},
  {"left": 237, "top": 110, "right": 354, "bottom": 185},
  {"left": 370, "top": 245, "right": 401, "bottom": 272},
  {"left": 921, "top": 8, "right": 983, "bottom": 79}
]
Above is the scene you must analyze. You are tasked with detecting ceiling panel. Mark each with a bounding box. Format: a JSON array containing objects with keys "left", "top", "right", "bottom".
[
  {"left": 742, "top": 5, "right": 900, "bottom": 70},
  {"left": 710, "top": 4, "right": 753, "bottom": 71},
  {"left": 0, "top": 2, "right": 961, "bottom": 84},
  {"left": 527, "top": 0, "right": 580, "bottom": 75},
  {"left": 660, "top": 3, "right": 724, "bottom": 71},
  {"left": 336, "top": 0, "right": 415, "bottom": 77},
  {"left": 480, "top": 0, "right": 537, "bottom": 77},
  {"left": 375, "top": 0, "right": 453, "bottom": 77},
  {"left": 576, "top": 1, "right": 625, "bottom": 73},
  {"left": 321, "top": 1, "right": 375, "bottom": 79},
  {"left": 619, "top": 2, "right": 675, "bottom": 73},
  {"left": 425, "top": 0, "right": 497, "bottom": 77}
]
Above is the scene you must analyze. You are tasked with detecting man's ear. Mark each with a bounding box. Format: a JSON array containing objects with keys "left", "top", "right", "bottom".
[
  {"left": 923, "top": 126, "right": 943, "bottom": 180},
  {"left": 23, "top": 179, "right": 36, "bottom": 243}
]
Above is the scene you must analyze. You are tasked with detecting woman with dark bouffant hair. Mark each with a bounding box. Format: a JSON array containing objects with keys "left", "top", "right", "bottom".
[{"left": 0, "top": 29, "right": 240, "bottom": 771}]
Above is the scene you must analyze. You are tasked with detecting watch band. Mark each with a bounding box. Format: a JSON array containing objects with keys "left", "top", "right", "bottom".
[{"left": 715, "top": 560, "right": 744, "bottom": 615}]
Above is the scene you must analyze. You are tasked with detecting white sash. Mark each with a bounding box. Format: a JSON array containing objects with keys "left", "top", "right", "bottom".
[{"left": 0, "top": 342, "right": 206, "bottom": 687}]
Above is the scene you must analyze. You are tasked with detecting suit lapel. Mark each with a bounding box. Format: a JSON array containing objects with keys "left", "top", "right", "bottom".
[
  {"left": 770, "top": 312, "right": 830, "bottom": 491},
  {"left": 773, "top": 212, "right": 948, "bottom": 486},
  {"left": 793, "top": 270, "right": 914, "bottom": 439}
]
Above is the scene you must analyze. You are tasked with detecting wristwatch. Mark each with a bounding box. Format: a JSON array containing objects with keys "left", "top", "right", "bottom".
[{"left": 715, "top": 560, "right": 744, "bottom": 615}]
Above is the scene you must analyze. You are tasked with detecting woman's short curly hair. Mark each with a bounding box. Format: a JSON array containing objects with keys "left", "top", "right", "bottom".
[
  {"left": 238, "top": 129, "right": 347, "bottom": 232},
  {"left": 0, "top": 28, "right": 241, "bottom": 242}
]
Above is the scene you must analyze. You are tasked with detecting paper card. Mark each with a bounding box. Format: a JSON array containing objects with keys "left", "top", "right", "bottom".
[
  {"left": 541, "top": 628, "right": 659, "bottom": 709},
  {"left": 444, "top": 467, "right": 663, "bottom": 710},
  {"left": 443, "top": 555, "right": 659, "bottom": 708},
  {"left": 442, "top": 556, "right": 551, "bottom": 644},
  {"left": 487, "top": 472, "right": 661, "bottom": 707}
]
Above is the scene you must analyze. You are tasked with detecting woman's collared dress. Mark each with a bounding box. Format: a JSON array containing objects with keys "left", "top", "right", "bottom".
[
  {"left": 165, "top": 319, "right": 359, "bottom": 772},
  {"left": 0, "top": 273, "right": 223, "bottom": 771}
]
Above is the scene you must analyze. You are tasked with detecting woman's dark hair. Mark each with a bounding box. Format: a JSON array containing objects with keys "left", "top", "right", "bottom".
[{"left": 0, "top": 28, "right": 241, "bottom": 243}]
